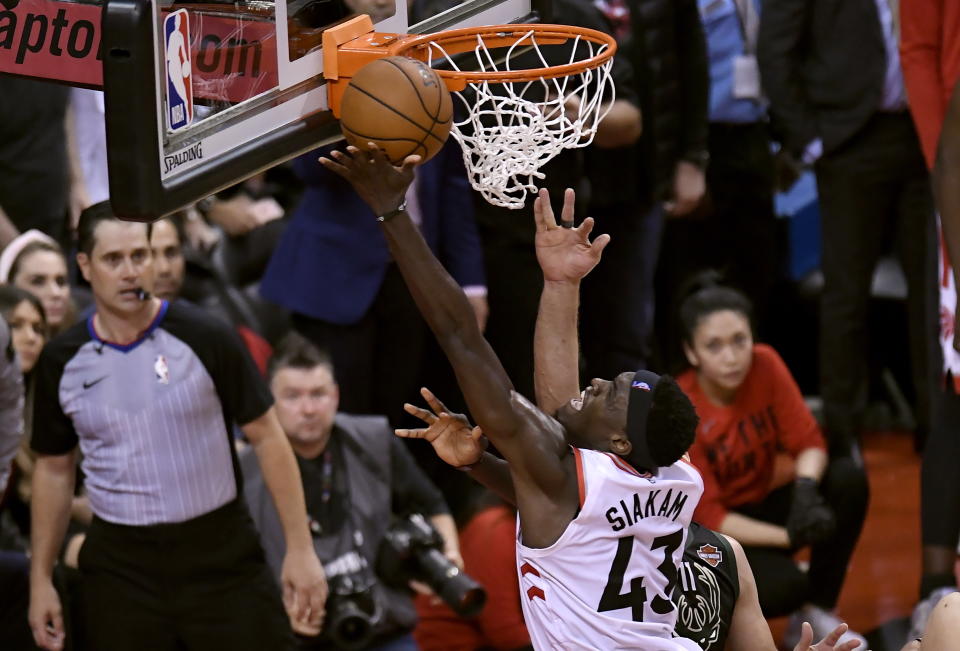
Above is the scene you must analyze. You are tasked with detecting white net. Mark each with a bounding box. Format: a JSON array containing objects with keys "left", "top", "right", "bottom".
[{"left": 419, "top": 29, "right": 616, "bottom": 209}]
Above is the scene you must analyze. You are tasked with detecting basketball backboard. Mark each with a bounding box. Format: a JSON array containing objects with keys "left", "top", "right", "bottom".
[
  {"left": 0, "top": 0, "right": 547, "bottom": 220},
  {"left": 104, "top": 0, "right": 549, "bottom": 220}
]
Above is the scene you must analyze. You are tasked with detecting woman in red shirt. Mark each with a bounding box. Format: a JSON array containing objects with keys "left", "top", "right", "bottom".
[{"left": 676, "top": 279, "right": 868, "bottom": 646}]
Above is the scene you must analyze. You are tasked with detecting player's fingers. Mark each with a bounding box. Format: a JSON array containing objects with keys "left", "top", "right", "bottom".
[
  {"left": 403, "top": 402, "right": 436, "bottom": 424},
  {"left": 794, "top": 621, "right": 813, "bottom": 650},
  {"left": 536, "top": 188, "right": 557, "bottom": 228},
  {"left": 318, "top": 157, "right": 351, "bottom": 179},
  {"left": 560, "top": 187, "right": 575, "bottom": 225},
  {"left": 838, "top": 640, "right": 863, "bottom": 651},
  {"left": 421, "top": 387, "right": 450, "bottom": 415},
  {"left": 822, "top": 622, "right": 848, "bottom": 646},
  {"left": 578, "top": 216, "right": 595, "bottom": 239},
  {"left": 400, "top": 154, "right": 422, "bottom": 171},
  {"left": 469, "top": 425, "right": 484, "bottom": 441},
  {"left": 394, "top": 427, "right": 428, "bottom": 439},
  {"left": 591, "top": 233, "right": 611, "bottom": 257}
]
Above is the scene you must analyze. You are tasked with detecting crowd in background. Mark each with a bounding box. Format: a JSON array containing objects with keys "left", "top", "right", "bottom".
[{"left": 0, "top": 0, "right": 958, "bottom": 649}]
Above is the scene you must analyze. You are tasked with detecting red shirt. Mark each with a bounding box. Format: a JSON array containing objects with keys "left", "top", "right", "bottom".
[
  {"left": 677, "top": 344, "right": 826, "bottom": 530},
  {"left": 900, "top": 0, "right": 960, "bottom": 169},
  {"left": 414, "top": 505, "right": 530, "bottom": 651}
]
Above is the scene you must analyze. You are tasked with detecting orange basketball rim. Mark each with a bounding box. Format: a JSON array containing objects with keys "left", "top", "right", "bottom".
[{"left": 322, "top": 15, "right": 617, "bottom": 117}]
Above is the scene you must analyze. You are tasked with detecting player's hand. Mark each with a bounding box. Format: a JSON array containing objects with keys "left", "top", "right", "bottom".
[
  {"left": 665, "top": 160, "right": 705, "bottom": 217},
  {"left": 319, "top": 144, "right": 420, "bottom": 217},
  {"left": 534, "top": 188, "right": 610, "bottom": 283},
  {"left": 794, "top": 621, "right": 863, "bottom": 651},
  {"left": 29, "top": 579, "right": 65, "bottom": 650},
  {"left": 281, "top": 547, "right": 328, "bottom": 637},
  {"left": 397, "top": 387, "right": 487, "bottom": 469}
]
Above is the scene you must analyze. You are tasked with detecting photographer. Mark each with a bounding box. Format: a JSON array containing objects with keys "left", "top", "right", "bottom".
[{"left": 242, "top": 334, "right": 462, "bottom": 650}]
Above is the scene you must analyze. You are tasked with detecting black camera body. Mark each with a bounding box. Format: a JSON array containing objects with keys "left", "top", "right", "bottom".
[
  {"left": 378, "top": 513, "right": 487, "bottom": 618},
  {"left": 322, "top": 570, "right": 382, "bottom": 650}
]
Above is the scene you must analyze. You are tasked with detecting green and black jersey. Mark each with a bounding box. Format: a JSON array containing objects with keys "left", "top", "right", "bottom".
[{"left": 672, "top": 522, "right": 741, "bottom": 651}]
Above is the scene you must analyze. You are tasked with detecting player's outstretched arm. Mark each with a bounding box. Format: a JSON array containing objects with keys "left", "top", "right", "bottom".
[
  {"left": 935, "top": 82, "right": 960, "bottom": 352},
  {"left": 320, "top": 146, "right": 569, "bottom": 474},
  {"left": 533, "top": 188, "right": 609, "bottom": 414}
]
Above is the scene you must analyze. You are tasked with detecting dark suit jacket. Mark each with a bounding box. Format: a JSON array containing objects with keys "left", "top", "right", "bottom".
[
  {"left": 259, "top": 140, "right": 484, "bottom": 324},
  {"left": 758, "top": 0, "right": 888, "bottom": 156}
]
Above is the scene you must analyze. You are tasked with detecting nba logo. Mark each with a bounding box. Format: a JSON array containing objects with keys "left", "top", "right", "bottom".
[{"left": 164, "top": 9, "right": 193, "bottom": 131}]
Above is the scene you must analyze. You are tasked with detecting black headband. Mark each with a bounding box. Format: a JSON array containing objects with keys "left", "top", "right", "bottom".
[{"left": 625, "top": 369, "right": 661, "bottom": 473}]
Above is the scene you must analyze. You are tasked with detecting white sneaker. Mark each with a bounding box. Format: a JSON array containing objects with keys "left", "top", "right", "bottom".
[
  {"left": 782, "top": 605, "right": 869, "bottom": 650},
  {"left": 907, "top": 586, "right": 958, "bottom": 643}
]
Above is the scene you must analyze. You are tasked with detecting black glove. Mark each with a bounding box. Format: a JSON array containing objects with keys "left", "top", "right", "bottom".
[{"left": 785, "top": 478, "right": 836, "bottom": 548}]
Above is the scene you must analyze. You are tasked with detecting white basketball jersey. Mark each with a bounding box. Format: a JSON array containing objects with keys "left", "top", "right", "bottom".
[{"left": 516, "top": 448, "right": 704, "bottom": 650}]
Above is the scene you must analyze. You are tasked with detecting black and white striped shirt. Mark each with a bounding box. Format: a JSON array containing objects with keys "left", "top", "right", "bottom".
[{"left": 31, "top": 301, "right": 272, "bottom": 526}]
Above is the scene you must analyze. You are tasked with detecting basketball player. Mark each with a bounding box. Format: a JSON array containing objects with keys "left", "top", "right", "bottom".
[
  {"left": 396, "top": 189, "right": 860, "bottom": 651},
  {"left": 322, "top": 145, "right": 703, "bottom": 649}
]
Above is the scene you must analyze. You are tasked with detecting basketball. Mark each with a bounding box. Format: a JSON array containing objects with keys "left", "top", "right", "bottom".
[{"left": 339, "top": 56, "right": 454, "bottom": 164}]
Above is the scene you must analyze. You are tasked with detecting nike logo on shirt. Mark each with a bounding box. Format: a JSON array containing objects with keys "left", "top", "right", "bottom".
[{"left": 83, "top": 377, "right": 107, "bottom": 390}]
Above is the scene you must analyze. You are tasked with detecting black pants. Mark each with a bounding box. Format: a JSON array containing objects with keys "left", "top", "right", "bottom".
[
  {"left": 78, "top": 500, "right": 294, "bottom": 651},
  {"left": 0, "top": 551, "right": 38, "bottom": 650},
  {"left": 739, "top": 456, "right": 869, "bottom": 617},
  {"left": 292, "top": 265, "right": 426, "bottom": 426},
  {"left": 922, "top": 384, "right": 960, "bottom": 549},
  {"left": 815, "top": 111, "right": 935, "bottom": 452},
  {"left": 654, "top": 121, "right": 778, "bottom": 371}
]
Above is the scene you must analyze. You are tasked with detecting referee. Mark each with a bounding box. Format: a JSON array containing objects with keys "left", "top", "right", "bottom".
[{"left": 27, "top": 202, "right": 326, "bottom": 651}]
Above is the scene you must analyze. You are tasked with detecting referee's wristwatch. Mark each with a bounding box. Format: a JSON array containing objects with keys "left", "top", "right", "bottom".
[{"left": 377, "top": 200, "right": 408, "bottom": 222}]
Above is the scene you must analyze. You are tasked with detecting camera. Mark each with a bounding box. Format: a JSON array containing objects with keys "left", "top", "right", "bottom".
[
  {"left": 322, "top": 571, "right": 382, "bottom": 650},
  {"left": 378, "top": 513, "right": 487, "bottom": 618}
]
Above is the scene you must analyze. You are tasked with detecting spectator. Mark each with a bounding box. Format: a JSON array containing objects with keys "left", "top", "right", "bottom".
[
  {"left": 0, "top": 286, "right": 47, "bottom": 377},
  {"left": 655, "top": 0, "right": 778, "bottom": 368},
  {"left": 581, "top": 0, "right": 709, "bottom": 380},
  {"left": 0, "top": 231, "right": 75, "bottom": 336},
  {"left": 260, "top": 140, "right": 486, "bottom": 425},
  {"left": 0, "top": 77, "right": 71, "bottom": 243},
  {"left": 899, "top": 0, "right": 960, "bottom": 640},
  {"left": 28, "top": 202, "right": 325, "bottom": 651},
  {"left": 243, "top": 333, "right": 462, "bottom": 650},
  {"left": 0, "top": 286, "right": 91, "bottom": 546},
  {"left": 148, "top": 213, "right": 274, "bottom": 373},
  {"left": 0, "top": 316, "right": 23, "bottom": 498},
  {"left": 0, "top": 285, "right": 48, "bottom": 520},
  {"left": 675, "top": 279, "right": 868, "bottom": 647},
  {"left": 149, "top": 217, "right": 187, "bottom": 301},
  {"left": 758, "top": 0, "right": 935, "bottom": 458}
]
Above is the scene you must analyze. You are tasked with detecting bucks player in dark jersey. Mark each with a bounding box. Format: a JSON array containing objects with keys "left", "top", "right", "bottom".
[{"left": 396, "top": 187, "right": 860, "bottom": 651}]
